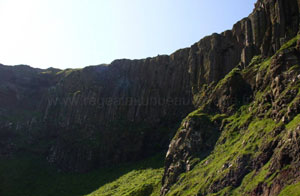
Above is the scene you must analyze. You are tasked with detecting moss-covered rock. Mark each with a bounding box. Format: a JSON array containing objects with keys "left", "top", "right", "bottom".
[{"left": 161, "top": 35, "right": 300, "bottom": 196}]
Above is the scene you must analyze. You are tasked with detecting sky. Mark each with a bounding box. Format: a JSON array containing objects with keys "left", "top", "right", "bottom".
[{"left": 0, "top": 0, "right": 257, "bottom": 69}]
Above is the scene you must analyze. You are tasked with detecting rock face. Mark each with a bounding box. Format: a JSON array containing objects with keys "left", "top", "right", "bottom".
[
  {"left": 0, "top": 65, "right": 58, "bottom": 158},
  {"left": 0, "top": 0, "right": 300, "bottom": 195},
  {"left": 161, "top": 112, "right": 221, "bottom": 196},
  {"left": 161, "top": 39, "right": 300, "bottom": 195},
  {"left": 161, "top": 15, "right": 300, "bottom": 196},
  {"left": 41, "top": 54, "right": 195, "bottom": 171},
  {"left": 190, "top": 0, "right": 300, "bottom": 92},
  {"left": 44, "top": 0, "right": 300, "bottom": 172}
]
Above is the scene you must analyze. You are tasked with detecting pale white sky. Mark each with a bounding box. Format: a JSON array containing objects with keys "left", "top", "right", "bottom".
[{"left": 0, "top": 0, "right": 256, "bottom": 69}]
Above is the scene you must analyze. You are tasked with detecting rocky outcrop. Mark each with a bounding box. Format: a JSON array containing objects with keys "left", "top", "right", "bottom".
[
  {"left": 190, "top": 0, "right": 300, "bottom": 93},
  {"left": 42, "top": 0, "right": 300, "bottom": 172},
  {"left": 0, "top": 1, "right": 299, "bottom": 190},
  {"left": 161, "top": 112, "right": 222, "bottom": 196},
  {"left": 159, "top": 1, "right": 300, "bottom": 194},
  {"left": 159, "top": 2, "right": 300, "bottom": 186},
  {"left": 40, "top": 53, "right": 195, "bottom": 171},
  {"left": 251, "top": 125, "right": 300, "bottom": 196},
  {"left": 0, "top": 0, "right": 299, "bottom": 195},
  {"left": 0, "top": 65, "right": 59, "bottom": 158},
  {"left": 161, "top": 31, "right": 300, "bottom": 195}
]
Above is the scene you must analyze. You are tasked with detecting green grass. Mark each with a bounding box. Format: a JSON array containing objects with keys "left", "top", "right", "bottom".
[
  {"left": 166, "top": 104, "right": 278, "bottom": 195},
  {"left": 279, "top": 182, "right": 300, "bottom": 196},
  {"left": 1, "top": 26, "right": 300, "bottom": 196},
  {"left": 258, "top": 58, "right": 271, "bottom": 72},
  {"left": 277, "top": 34, "right": 300, "bottom": 53},
  {"left": 86, "top": 168, "right": 163, "bottom": 196},
  {"left": 163, "top": 35, "right": 300, "bottom": 196},
  {"left": 286, "top": 114, "right": 300, "bottom": 130},
  {"left": 248, "top": 55, "right": 263, "bottom": 67},
  {"left": 233, "top": 161, "right": 271, "bottom": 195},
  {"left": 0, "top": 154, "right": 164, "bottom": 196},
  {"left": 214, "top": 67, "right": 241, "bottom": 90}
]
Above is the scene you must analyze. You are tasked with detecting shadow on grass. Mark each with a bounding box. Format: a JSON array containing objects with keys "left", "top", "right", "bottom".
[{"left": 0, "top": 153, "right": 164, "bottom": 196}]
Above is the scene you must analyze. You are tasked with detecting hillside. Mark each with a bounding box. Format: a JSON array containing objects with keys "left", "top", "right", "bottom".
[{"left": 0, "top": 0, "right": 300, "bottom": 195}]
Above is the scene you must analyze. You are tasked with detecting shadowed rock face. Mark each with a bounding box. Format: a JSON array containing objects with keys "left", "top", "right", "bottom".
[{"left": 0, "top": 0, "right": 299, "bottom": 175}]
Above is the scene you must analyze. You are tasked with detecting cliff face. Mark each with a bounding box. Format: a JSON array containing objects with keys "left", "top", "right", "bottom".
[
  {"left": 42, "top": 54, "right": 195, "bottom": 171},
  {"left": 190, "top": 0, "right": 300, "bottom": 92},
  {"left": 160, "top": 0, "right": 300, "bottom": 195},
  {"left": 161, "top": 36, "right": 300, "bottom": 195},
  {"left": 0, "top": 0, "right": 300, "bottom": 195},
  {"left": 0, "top": 65, "right": 58, "bottom": 158}
]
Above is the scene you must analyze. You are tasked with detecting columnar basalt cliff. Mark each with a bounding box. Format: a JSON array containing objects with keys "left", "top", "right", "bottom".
[
  {"left": 161, "top": 40, "right": 300, "bottom": 195},
  {"left": 0, "top": 0, "right": 300, "bottom": 195},
  {"left": 160, "top": 0, "right": 300, "bottom": 194}
]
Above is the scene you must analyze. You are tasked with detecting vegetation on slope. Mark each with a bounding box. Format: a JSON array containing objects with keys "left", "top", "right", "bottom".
[
  {"left": 1, "top": 35, "right": 299, "bottom": 196},
  {"left": 86, "top": 168, "right": 162, "bottom": 196},
  {"left": 166, "top": 107, "right": 279, "bottom": 195},
  {"left": 0, "top": 154, "right": 163, "bottom": 196},
  {"left": 279, "top": 181, "right": 300, "bottom": 196},
  {"left": 163, "top": 35, "right": 300, "bottom": 195}
]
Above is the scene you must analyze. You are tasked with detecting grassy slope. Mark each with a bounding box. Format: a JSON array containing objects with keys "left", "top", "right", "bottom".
[
  {"left": 86, "top": 168, "right": 162, "bottom": 196},
  {"left": 279, "top": 182, "right": 300, "bottom": 196},
  {"left": 0, "top": 154, "right": 163, "bottom": 196},
  {"left": 167, "top": 109, "right": 278, "bottom": 195},
  {"left": 1, "top": 37, "right": 300, "bottom": 196},
  {"left": 86, "top": 35, "right": 300, "bottom": 196},
  {"left": 166, "top": 35, "right": 300, "bottom": 196}
]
